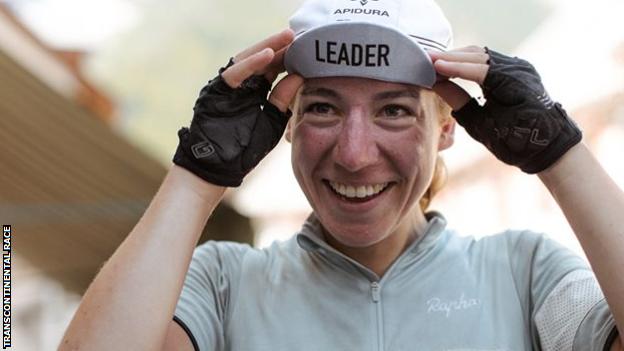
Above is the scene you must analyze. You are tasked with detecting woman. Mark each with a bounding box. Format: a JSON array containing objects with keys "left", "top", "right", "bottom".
[{"left": 60, "top": 0, "right": 624, "bottom": 350}]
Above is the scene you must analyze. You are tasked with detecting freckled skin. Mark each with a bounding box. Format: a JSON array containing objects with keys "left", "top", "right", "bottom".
[{"left": 287, "top": 77, "right": 454, "bottom": 252}]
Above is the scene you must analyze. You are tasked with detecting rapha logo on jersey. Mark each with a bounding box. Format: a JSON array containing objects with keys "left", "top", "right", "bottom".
[
  {"left": 315, "top": 40, "right": 390, "bottom": 67},
  {"left": 351, "top": 0, "right": 379, "bottom": 6},
  {"left": 426, "top": 293, "right": 481, "bottom": 318}
]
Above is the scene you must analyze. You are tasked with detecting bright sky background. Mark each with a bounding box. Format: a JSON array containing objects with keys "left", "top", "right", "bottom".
[
  {"left": 4, "top": 0, "right": 140, "bottom": 49},
  {"left": 5, "top": 0, "right": 543, "bottom": 50}
]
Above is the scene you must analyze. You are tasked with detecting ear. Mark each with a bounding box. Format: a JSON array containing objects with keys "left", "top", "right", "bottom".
[
  {"left": 438, "top": 118, "right": 455, "bottom": 151},
  {"left": 285, "top": 118, "right": 293, "bottom": 143}
]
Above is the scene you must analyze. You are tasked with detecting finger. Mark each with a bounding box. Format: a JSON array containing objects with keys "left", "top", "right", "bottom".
[
  {"left": 264, "top": 47, "right": 289, "bottom": 82},
  {"left": 234, "top": 29, "right": 294, "bottom": 63},
  {"left": 453, "top": 45, "right": 487, "bottom": 54},
  {"left": 432, "top": 80, "right": 472, "bottom": 111},
  {"left": 267, "top": 46, "right": 288, "bottom": 73},
  {"left": 268, "top": 74, "right": 304, "bottom": 113},
  {"left": 429, "top": 51, "right": 489, "bottom": 65},
  {"left": 434, "top": 60, "right": 489, "bottom": 85},
  {"left": 222, "top": 48, "right": 275, "bottom": 88}
]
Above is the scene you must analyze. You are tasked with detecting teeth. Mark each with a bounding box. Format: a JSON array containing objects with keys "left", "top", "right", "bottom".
[
  {"left": 356, "top": 186, "right": 366, "bottom": 198},
  {"left": 346, "top": 186, "right": 356, "bottom": 198},
  {"left": 329, "top": 181, "right": 388, "bottom": 199}
]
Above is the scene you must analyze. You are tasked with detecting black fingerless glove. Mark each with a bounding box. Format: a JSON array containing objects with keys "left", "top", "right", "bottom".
[
  {"left": 452, "top": 49, "right": 582, "bottom": 174},
  {"left": 173, "top": 59, "right": 290, "bottom": 187}
]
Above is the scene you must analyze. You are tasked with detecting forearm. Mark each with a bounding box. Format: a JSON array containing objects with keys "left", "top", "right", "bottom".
[
  {"left": 59, "top": 165, "right": 225, "bottom": 351},
  {"left": 539, "top": 142, "right": 624, "bottom": 339}
]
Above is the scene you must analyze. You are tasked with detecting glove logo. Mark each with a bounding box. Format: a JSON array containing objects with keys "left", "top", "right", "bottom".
[
  {"left": 511, "top": 127, "right": 550, "bottom": 146},
  {"left": 537, "top": 91, "right": 555, "bottom": 109},
  {"left": 191, "top": 141, "right": 216, "bottom": 159}
]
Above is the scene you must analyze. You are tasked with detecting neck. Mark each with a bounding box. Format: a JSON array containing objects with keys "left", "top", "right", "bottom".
[{"left": 324, "top": 211, "right": 429, "bottom": 278}]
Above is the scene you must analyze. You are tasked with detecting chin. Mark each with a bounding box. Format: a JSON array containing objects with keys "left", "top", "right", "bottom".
[{"left": 321, "top": 221, "right": 391, "bottom": 248}]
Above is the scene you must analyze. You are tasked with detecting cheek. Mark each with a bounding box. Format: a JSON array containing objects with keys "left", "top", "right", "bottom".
[
  {"left": 377, "top": 125, "right": 432, "bottom": 171},
  {"left": 291, "top": 123, "right": 338, "bottom": 173}
]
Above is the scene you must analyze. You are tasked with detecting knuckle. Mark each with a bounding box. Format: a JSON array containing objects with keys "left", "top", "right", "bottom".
[
  {"left": 222, "top": 74, "right": 240, "bottom": 88},
  {"left": 458, "top": 45, "right": 484, "bottom": 53},
  {"left": 479, "top": 53, "right": 490, "bottom": 63},
  {"left": 269, "top": 98, "right": 286, "bottom": 111},
  {"left": 467, "top": 45, "right": 483, "bottom": 52}
]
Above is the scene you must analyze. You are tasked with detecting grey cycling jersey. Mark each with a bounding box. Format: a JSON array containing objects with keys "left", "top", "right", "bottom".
[{"left": 174, "top": 213, "right": 617, "bottom": 351}]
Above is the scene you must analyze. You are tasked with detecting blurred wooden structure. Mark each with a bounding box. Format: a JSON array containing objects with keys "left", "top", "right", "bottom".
[{"left": 0, "top": 4, "right": 252, "bottom": 295}]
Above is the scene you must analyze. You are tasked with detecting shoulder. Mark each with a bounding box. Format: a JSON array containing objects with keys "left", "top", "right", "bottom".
[
  {"left": 463, "top": 229, "right": 579, "bottom": 262},
  {"left": 192, "top": 240, "right": 253, "bottom": 267},
  {"left": 488, "top": 229, "right": 587, "bottom": 270},
  {"left": 191, "top": 236, "right": 304, "bottom": 272},
  {"left": 441, "top": 228, "right": 544, "bottom": 259},
  {"left": 471, "top": 229, "right": 543, "bottom": 250},
  {"left": 444, "top": 228, "right": 588, "bottom": 278}
]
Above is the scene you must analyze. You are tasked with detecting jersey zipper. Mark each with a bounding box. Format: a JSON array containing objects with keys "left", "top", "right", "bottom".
[{"left": 370, "top": 281, "right": 384, "bottom": 351}]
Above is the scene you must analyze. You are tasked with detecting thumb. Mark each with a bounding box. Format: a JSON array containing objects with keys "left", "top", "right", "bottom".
[
  {"left": 432, "top": 80, "right": 472, "bottom": 111},
  {"left": 268, "top": 74, "right": 304, "bottom": 113}
]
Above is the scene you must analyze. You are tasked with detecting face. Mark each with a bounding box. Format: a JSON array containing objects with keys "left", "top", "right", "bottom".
[{"left": 287, "top": 77, "right": 454, "bottom": 248}]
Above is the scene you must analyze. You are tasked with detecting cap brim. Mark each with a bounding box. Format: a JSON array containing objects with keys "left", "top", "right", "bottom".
[{"left": 284, "top": 22, "right": 436, "bottom": 88}]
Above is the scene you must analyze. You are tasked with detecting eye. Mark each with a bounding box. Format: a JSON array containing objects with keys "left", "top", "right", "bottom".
[
  {"left": 303, "top": 102, "right": 336, "bottom": 116},
  {"left": 379, "top": 104, "right": 412, "bottom": 118}
]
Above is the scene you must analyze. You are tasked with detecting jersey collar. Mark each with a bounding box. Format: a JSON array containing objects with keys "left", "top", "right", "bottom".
[{"left": 296, "top": 211, "right": 448, "bottom": 281}]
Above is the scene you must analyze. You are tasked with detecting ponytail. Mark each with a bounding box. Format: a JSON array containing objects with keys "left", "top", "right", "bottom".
[
  {"left": 419, "top": 93, "right": 452, "bottom": 212},
  {"left": 419, "top": 155, "right": 447, "bottom": 211}
]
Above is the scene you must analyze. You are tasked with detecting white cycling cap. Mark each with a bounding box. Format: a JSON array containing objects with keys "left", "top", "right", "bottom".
[{"left": 284, "top": 0, "right": 453, "bottom": 88}]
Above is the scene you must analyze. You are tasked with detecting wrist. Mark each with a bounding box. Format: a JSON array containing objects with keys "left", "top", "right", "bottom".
[
  {"left": 167, "top": 165, "right": 227, "bottom": 203},
  {"left": 537, "top": 142, "right": 588, "bottom": 191}
]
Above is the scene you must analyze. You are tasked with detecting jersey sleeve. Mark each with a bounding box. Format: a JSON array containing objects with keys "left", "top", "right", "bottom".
[
  {"left": 173, "top": 241, "right": 249, "bottom": 351},
  {"left": 506, "top": 231, "right": 618, "bottom": 351}
]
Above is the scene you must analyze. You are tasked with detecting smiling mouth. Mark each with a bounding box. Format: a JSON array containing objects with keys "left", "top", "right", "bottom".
[{"left": 325, "top": 180, "right": 391, "bottom": 202}]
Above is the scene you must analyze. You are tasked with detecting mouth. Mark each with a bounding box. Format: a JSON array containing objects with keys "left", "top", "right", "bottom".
[{"left": 325, "top": 180, "right": 392, "bottom": 203}]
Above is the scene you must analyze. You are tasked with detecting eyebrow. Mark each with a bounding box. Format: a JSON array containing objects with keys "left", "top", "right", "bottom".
[
  {"left": 300, "top": 86, "right": 421, "bottom": 102},
  {"left": 301, "top": 87, "right": 340, "bottom": 99},
  {"left": 373, "top": 89, "right": 421, "bottom": 101}
]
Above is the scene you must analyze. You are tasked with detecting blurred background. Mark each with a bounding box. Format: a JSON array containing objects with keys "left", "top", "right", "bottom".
[{"left": 0, "top": 0, "right": 622, "bottom": 349}]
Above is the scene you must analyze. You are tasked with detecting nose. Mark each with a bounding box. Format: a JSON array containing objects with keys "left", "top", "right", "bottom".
[{"left": 333, "top": 109, "right": 379, "bottom": 172}]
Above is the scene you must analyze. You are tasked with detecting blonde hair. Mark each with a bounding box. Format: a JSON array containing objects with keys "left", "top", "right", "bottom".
[{"left": 418, "top": 93, "right": 452, "bottom": 212}]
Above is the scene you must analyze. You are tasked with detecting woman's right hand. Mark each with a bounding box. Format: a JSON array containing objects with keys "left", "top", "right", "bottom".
[{"left": 173, "top": 29, "right": 304, "bottom": 187}]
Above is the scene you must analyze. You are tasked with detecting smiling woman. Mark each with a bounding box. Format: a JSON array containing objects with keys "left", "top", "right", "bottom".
[
  {"left": 58, "top": 0, "right": 624, "bottom": 350},
  {"left": 286, "top": 78, "right": 453, "bottom": 257},
  {"left": 283, "top": 77, "right": 455, "bottom": 275},
  {"left": 289, "top": 82, "right": 451, "bottom": 213}
]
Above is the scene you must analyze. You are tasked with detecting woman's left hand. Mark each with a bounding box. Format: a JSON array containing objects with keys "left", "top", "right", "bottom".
[{"left": 429, "top": 47, "right": 582, "bottom": 174}]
